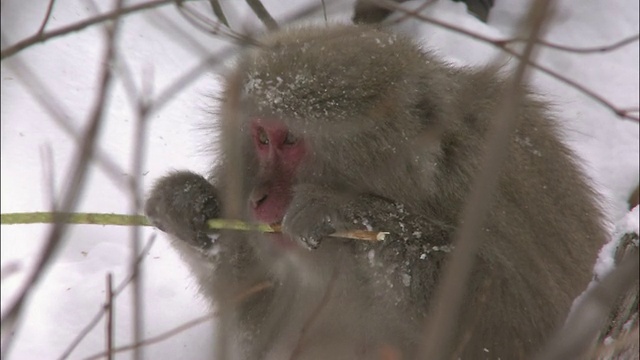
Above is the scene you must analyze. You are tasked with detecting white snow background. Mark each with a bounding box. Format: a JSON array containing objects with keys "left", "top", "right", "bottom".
[{"left": 1, "top": 0, "right": 638, "bottom": 359}]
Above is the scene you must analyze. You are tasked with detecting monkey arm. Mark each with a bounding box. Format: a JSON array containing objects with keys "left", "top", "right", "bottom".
[{"left": 145, "top": 170, "right": 273, "bottom": 307}]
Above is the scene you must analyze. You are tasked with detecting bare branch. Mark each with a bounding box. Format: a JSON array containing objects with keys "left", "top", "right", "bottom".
[
  {"left": 500, "top": 33, "right": 639, "bottom": 54},
  {"left": 0, "top": 33, "right": 129, "bottom": 189},
  {"left": 56, "top": 236, "right": 156, "bottom": 360},
  {"left": 36, "top": 0, "right": 57, "bottom": 35},
  {"left": 245, "top": 0, "right": 279, "bottom": 30},
  {"left": 83, "top": 281, "right": 272, "bottom": 360},
  {"left": 371, "top": 0, "right": 639, "bottom": 122},
  {"left": 419, "top": 1, "right": 553, "bottom": 358},
  {"left": 0, "top": 0, "right": 123, "bottom": 344},
  {"left": 1, "top": 0, "right": 176, "bottom": 60},
  {"left": 208, "top": 0, "right": 230, "bottom": 28},
  {"left": 105, "top": 274, "right": 114, "bottom": 360}
]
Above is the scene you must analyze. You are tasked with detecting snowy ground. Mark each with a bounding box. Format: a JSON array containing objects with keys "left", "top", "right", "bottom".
[{"left": 1, "top": 0, "right": 638, "bottom": 359}]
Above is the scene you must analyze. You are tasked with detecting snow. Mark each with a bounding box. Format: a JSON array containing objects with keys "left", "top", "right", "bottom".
[
  {"left": 594, "top": 205, "right": 640, "bottom": 279},
  {"left": 1, "top": 0, "right": 638, "bottom": 359}
]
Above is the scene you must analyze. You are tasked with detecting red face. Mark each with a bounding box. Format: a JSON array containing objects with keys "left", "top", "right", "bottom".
[{"left": 249, "top": 118, "right": 306, "bottom": 225}]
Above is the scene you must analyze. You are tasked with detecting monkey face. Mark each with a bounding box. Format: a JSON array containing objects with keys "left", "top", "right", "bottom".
[{"left": 248, "top": 118, "right": 306, "bottom": 226}]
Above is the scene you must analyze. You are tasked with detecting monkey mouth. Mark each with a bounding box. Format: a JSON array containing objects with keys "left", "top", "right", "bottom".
[
  {"left": 250, "top": 195, "right": 299, "bottom": 249},
  {"left": 251, "top": 191, "right": 290, "bottom": 225}
]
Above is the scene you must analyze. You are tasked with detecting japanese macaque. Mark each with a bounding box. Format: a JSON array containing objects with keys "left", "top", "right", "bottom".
[{"left": 145, "top": 25, "right": 606, "bottom": 359}]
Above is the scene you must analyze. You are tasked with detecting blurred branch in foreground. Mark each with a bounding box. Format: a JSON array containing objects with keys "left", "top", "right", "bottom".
[{"left": 0, "top": 212, "right": 389, "bottom": 242}]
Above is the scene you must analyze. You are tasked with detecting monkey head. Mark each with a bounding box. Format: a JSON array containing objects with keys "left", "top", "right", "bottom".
[{"left": 218, "top": 25, "right": 454, "bottom": 246}]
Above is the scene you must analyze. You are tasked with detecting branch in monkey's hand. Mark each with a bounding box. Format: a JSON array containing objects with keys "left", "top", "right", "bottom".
[
  {"left": 0, "top": 212, "right": 389, "bottom": 242},
  {"left": 208, "top": 219, "right": 389, "bottom": 241}
]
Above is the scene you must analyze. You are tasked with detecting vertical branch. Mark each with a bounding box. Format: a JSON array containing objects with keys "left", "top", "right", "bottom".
[
  {"left": 127, "top": 55, "right": 151, "bottom": 360},
  {"left": 56, "top": 236, "right": 156, "bottom": 360},
  {"left": 321, "top": 0, "right": 328, "bottom": 23},
  {"left": 105, "top": 273, "right": 114, "bottom": 360},
  {"left": 0, "top": 0, "right": 123, "bottom": 342},
  {"left": 418, "top": 0, "right": 553, "bottom": 358},
  {"left": 288, "top": 267, "right": 339, "bottom": 359},
  {"left": 220, "top": 72, "right": 245, "bottom": 220}
]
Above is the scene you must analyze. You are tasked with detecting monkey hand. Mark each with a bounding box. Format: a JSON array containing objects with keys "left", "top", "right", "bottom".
[
  {"left": 281, "top": 185, "right": 348, "bottom": 250},
  {"left": 144, "top": 171, "right": 220, "bottom": 250}
]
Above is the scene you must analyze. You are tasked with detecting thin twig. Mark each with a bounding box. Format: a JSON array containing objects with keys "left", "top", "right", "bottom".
[
  {"left": 500, "top": 33, "right": 639, "bottom": 54},
  {"left": 387, "top": 0, "right": 436, "bottom": 25},
  {"left": 0, "top": 0, "right": 123, "bottom": 343},
  {"left": 105, "top": 273, "right": 114, "bottom": 360},
  {"left": 83, "top": 280, "right": 272, "bottom": 360},
  {"left": 1, "top": 0, "right": 176, "bottom": 60},
  {"left": 371, "top": 0, "right": 639, "bottom": 122},
  {"left": 177, "top": 3, "right": 254, "bottom": 44},
  {"left": 321, "top": 0, "right": 328, "bottom": 23},
  {"left": 56, "top": 236, "right": 156, "bottom": 360},
  {"left": 0, "top": 33, "right": 129, "bottom": 189},
  {"left": 208, "top": 0, "right": 230, "bottom": 28},
  {"left": 245, "top": 0, "right": 279, "bottom": 30},
  {"left": 147, "top": 7, "right": 211, "bottom": 55},
  {"left": 36, "top": 0, "right": 57, "bottom": 35},
  {"left": 144, "top": 2, "right": 326, "bottom": 118}
]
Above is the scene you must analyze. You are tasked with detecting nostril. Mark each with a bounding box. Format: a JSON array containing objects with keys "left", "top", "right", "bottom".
[{"left": 250, "top": 193, "right": 268, "bottom": 208}]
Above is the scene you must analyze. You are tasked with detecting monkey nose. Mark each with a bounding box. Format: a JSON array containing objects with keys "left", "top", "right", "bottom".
[{"left": 250, "top": 192, "right": 268, "bottom": 208}]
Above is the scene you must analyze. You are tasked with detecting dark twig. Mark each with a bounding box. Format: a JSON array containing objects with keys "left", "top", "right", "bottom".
[
  {"left": 146, "top": 9, "right": 210, "bottom": 55},
  {"left": 387, "top": 0, "right": 436, "bottom": 25},
  {"left": 0, "top": 34, "right": 129, "bottom": 189},
  {"left": 499, "top": 33, "right": 639, "bottom": 54},
  {"left": 321, "top": 0, "right": 328, "bottom": 23},
  {"left": 370, "top": 0, "right": 639, "bottom": 122},
  {"left": 176, "top": 3, "right": 255, "bottom": 44},
  {"left": 36, "top": 0, "right": 57, "bottom": 35},
  {"left": 208, "top": 0, "right": 230, "bottom": 28},
  {"left": 0, "top": 0, "right": 123, "bottom": 354},
  {"left": 83, "top": 281, "right": 272, "bottom": 360},
  {"left": 1, "top": 0, "right": 176, "bottom": 60},
  {"left": 105, "top": 273, "right": 114, "bottom": 360},
  {"left": 56, "top": 236, "right": 156, "bottom": 360},
  {"left": 245, "top": 0, "right": 279, "bottom": 30}
]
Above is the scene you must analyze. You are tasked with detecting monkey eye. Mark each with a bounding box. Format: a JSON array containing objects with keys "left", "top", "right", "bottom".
[
  {"left": 257, "top": 128, "right": 269, "bottom": 145},
  {"left": 283, "top": 131, "right": 298, "bottom": 145}
]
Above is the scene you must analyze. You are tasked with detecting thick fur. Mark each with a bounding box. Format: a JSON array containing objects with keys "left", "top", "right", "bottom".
[{"left": 145, "top": 25, "right": 605, "bottom": 359}]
